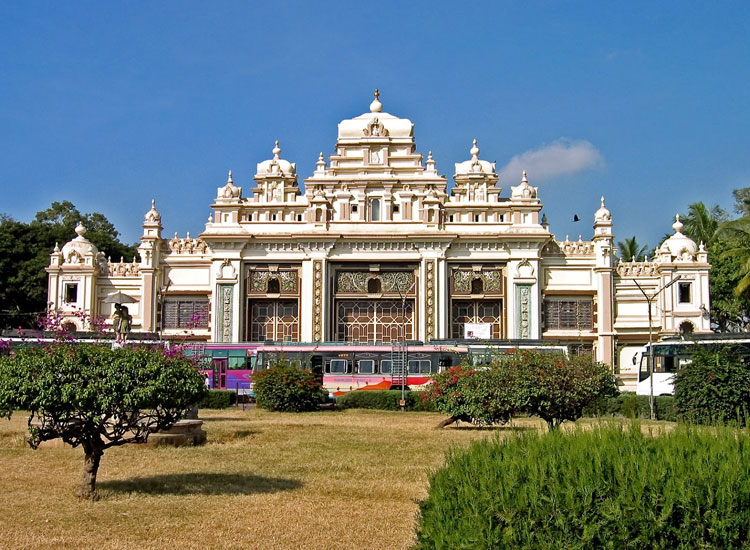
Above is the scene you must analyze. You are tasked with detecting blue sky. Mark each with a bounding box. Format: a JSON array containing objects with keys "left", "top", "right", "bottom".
[{"left": 1, "top": 2, "right": 748, "bottom": 251}]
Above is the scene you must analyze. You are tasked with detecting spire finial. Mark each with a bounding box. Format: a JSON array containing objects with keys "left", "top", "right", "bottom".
[
  {"left": 521, "top": 170, "right": 528, "bottom": 183},
  {"left": 151, "top": 199, "right": 156, "bottom": 209},
  {"left": 370, "top": 88, "right": 383, "bottom": 112},
  {"left": 673, "top": 213, "right": 683, "bottom": 234},
  {"left": 600, "top": 196, "right": 605, "bottom": 207},
  {"left": 470, "top": 139, "right": 479, "bottom": 159},
  {"left": 227, "top": 170, "right": 233, "bottom": 184},
  {"left": 272, "top": 140, "right": 281, "bottom": 159}
]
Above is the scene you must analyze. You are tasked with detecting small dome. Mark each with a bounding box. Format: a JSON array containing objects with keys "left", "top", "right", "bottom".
[
  {"left": 454, "top": 139, "right": 496, "bottom": 176},
  {"left": 217, "top": 170, "right": 242, "bottom": 199},
  {"left": 660, "top": 214, "right": 698, "bottom": 260},
  {"left": 510, "top": 171, "right": 537, "bottom": 200},
  {"left": 61, "top": 221, "right": 98, "bottom": 263},
  {"left": 256, "top": 140, "right": 296, "bottom": 176},
  {"left": 144, "top": 199, "right": 161, "bottom": 224},
  {"left": 594, "top": 196, "right": 611, "bottom": 222}
]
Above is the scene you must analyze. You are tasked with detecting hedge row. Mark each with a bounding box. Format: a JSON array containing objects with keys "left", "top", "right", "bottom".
[
  {"left": 416, "top": 424, "right": 750, "bottom": 549},
  {"left": 335, "top": 390, "right": 435, "bottom": 412},
  {"left": 583, "top": 392, "right": 676, "bottom": 421},
  {"left": 198, "top": 389, "right": 237, "bottom": 409}
]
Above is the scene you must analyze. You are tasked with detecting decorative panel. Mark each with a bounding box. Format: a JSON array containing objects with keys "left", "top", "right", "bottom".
[
  {"left": 517, "top": 285, "right": 532, "bottom": 339},
  {"left": 313, "top": 260, "right": 323, "bottom": 342},
  {"left": 425, "top": 260, "right": 436, "bottom": 341},
  {"left": 218, "top": 284, "right": 233, "bottom": 342},
  {"left": 336, "top": 271, "right": 414, "bottom": 294}
]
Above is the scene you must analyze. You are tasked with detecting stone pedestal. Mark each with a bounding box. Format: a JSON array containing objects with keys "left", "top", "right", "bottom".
[{"left": 145, "top": 419, "right": 207, "bottom": 447}]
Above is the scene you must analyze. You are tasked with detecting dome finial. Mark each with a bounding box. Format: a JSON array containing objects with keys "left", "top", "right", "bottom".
[
  {"left": 227, "top": 170, "right": 233, "bottom": 184},
  {"left": 75, "top": 221, "right": 86, "bottom": 238},
  {"left": 470, "top": 139, "right": 480, "bottom": 160},
  {"left": 522, "top": 170, "right": 528, "bottom": 183},
  {"left": 370, "top": 88, "right": 383, "bottom": 112},
  {"left": 673, "top": 213, "right": 683, "bottom": 234},
  {"left": 601, "top": 196, "right": 605, "bottom": 207},
  {"left": 272, "top": 140, "right": 281, "bottom": 159}
]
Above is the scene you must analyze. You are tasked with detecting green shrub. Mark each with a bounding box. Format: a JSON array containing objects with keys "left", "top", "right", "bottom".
[
  {"left": 422, "top": 365, "right": 517, "bottom": 426},
  {"left": 198, "top": 389, "right": 237, "bottom": 409},
  {"left": 335, "top": 390, "right": 435, "bottom": 411},
  {"left": 252, "top": 361, "right": 327, "bottom": 412},
  {"left": 674, "top": 346, "right": 750, "bottom": 425},
  {"left": 416, "top": 424, "right": 750, "bottom": 549}
]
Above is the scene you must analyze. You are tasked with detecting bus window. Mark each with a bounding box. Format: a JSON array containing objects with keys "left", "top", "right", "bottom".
[
  {"left": 380, "top": 360, "right": 392, "bottom": 374},
  {"left": 408, "top": 360, "right": 431, "bottom": 374},
  {"left": 329, "top": 359, "right": 347, "bottom": 374},
  {"left": 358, "top": 360, "right": 375, "bottom": 374}
]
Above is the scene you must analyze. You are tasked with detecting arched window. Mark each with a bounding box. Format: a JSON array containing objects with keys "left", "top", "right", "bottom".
[
  {"left": 370, "top": 199, "right": 381, "bottom": 221},
  {"left": 315, "top": 209, "right": 322, "bottom": 222},
  {"left": 367, "top": 278, "right": 382, "bottom": 294},
  {"left": 267, "top": 277, "right": 280, "bottom": 294},
  {"left": 679, "top": 320, "right": 694, "bottom": 337},
  {"left": 471, "top": 277, "right": 484, "bottom": 295}
]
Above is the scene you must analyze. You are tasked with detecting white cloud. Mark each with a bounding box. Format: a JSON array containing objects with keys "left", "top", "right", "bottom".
[{"left": 498, "top": 139, "right": 604, "bottom": 183}]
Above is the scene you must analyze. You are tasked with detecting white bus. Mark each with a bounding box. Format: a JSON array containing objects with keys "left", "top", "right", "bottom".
[{"left": 635, "top": 336, "right": 750, "bottom": 396}]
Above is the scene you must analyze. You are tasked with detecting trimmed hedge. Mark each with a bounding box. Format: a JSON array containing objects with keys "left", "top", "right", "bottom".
[
  {"left": 253, "top": 363, "right": 327, "bottom": 412},
  {"left": 335, "top": 390, "right": 435, "bottom": 412},
  {"left": 416, "top": 424, "right": 750, "bottom": 549},
  {"left": 583, "top": 392, "right": 676, "bottom": 421},
  {"left": 198, "top": 389, "right": 237, "bottom": 409}
]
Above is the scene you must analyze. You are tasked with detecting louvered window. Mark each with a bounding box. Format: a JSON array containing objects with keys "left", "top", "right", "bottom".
[
  {"left": 162, "top": 299, "right": 209, "bottom": 328},
  {"left": 544, "top": 299, "right": 593, "bottom": 330}
]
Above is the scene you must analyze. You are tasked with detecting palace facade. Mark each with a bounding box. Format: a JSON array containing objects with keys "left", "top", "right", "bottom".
[{"left": 46, "top": 92, "right": 711, "bottom": 389}]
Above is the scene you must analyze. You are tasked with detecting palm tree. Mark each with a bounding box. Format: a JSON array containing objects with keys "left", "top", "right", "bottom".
[
  {"left": 717, "top": 217, "right": 750, "bottom": 297},
  {"left": 617, "top": 236, "right": 649, "bottom": 262},
  {"left": 680, "top": 202, "right": 727, "bottom": 246}
]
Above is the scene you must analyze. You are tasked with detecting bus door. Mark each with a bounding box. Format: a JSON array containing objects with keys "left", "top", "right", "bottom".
[
  {"left": 310, "top": 355, "right": 323, "bottom": 383},
  {"left": 212, "top": 358, "right": 228, "bottom": 389}
]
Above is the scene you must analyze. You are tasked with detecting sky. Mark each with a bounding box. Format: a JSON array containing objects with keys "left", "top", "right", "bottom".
[{"left": 1, "top": 2, "right": 749, "bottom": 251}]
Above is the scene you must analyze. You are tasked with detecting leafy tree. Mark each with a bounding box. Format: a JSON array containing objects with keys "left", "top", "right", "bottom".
[
  {"left": 616, "top": 236, "right": 649, "bottom": 262},
  {"left": 716, "top": 216, "right": 750, "bottom": 297},
  {"left": 706, "top": 239, "right": 750, "bottom": 331},
  {"left": 508, "top": 351, "right": 618, "bottom": 431},
  {"left": 680, "top": 201, "right": 727, "bottom": 246},
  {"left": 0, "top": 343, "right": 206, "bottom": 498},
  {"left": 423, "top": 365, "right": 517, "bottom": 428},
  {"left": 733, "top": 187, "right": 750, "bottom": 217},
  {"left": 674, "top": 346, "right": 750, "bottom": 424},
  {"left": 252, "top": 360, "right": 328, "bottom": 412},
  {"left": 0, "top": 202, "right": 136, "bottom": 330}
]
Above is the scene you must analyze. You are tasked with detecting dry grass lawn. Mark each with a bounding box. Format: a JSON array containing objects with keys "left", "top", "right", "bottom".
[{"left": 0, "top": 409, "right": 666, "bottom": 550}]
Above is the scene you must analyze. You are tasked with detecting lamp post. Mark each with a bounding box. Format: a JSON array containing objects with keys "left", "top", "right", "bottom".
[
  {"left": 395, "top": 276, "right": 415, "bottom": 412},
  {"left": 633, "top": 275, "right": 681, "bottom": 420}
]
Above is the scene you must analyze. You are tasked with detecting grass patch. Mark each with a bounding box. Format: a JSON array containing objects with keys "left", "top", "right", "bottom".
[{"left": 0, "top": 410, "right": 670, "bottom": 549}]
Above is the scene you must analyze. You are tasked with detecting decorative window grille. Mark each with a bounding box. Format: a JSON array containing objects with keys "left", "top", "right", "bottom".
[
  {"left": 249, "top": 300, "right": 299, "bottom": 342},
  {"left": 335, "top": 300, "right": 413, "bottom": 343},
  {"left": 162, "top": 298, "right": 209, "bottom": 328},
  {"left": 450, "top": 300, "right": 502, "bottom": 339},
  {"left": 543, "top": 299, "right": 593, "bottom": 330}
]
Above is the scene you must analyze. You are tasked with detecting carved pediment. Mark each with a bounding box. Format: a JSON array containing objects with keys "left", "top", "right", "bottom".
[{"left": 363, "top": 118, "right": 389, "bottom": 137}]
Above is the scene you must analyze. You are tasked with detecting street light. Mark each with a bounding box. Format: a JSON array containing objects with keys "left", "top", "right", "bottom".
[
  {"left": 395, "top": 276, "right": 415, "bottom": 412},
  {"left": 633, "top": 275, "right": 681, "bottom": 420}
]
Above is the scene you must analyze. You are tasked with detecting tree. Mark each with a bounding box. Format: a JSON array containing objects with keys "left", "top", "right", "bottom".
[
  {"left": 674, "top": 345, "right": 750, "bottom": 424},
  {"left": 252, "top": 359, "right": 328, "bottom": 412},
  {"left": 0, "top": 343, "right": 206, "bottom": 498},
  {"left": 0, "top": 202, "right": 136, "bottom": 330},
  {"left": 508, "top": 351, "right": 618, "bottom": 431},
  {"left": 616, "top": 236, "right": 649, "bottom": 262},
  {"left": 680, "top": 201, "right": 727, "bottom": 246},
  {"left": 733, "top": 188, "right": 750, "bottom": 217},
  {"left": 706, "top": 239, "right": 750, "bottom": 331},
  {"left": 423, "top": 365, "right": 518, "bottom": 428}
]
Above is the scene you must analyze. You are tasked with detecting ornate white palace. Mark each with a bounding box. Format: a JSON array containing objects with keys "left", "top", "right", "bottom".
[{"left": 47, "top": 91, "right": 711, "bottom": 388}]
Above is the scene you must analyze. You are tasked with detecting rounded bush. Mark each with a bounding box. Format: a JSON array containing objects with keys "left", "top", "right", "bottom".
[
  {"left": 252, "top": 362, "right": 327, "bottom": 412},
  {"left": 416, "top": 424, "right": 750, "bottom": 549}
]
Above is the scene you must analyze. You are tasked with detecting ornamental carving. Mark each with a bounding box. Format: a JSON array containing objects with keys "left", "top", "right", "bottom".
[
  {"left": 425, "top": 260, "right": 436, "bottom": 341},
  {"left": 336, "top": 271, "right": 414, "bottom": 294},
  {"left": 249, "top": 270, "right": 298, "bottom": 293},
  {"left": 559, "top": 237, "right": 594, "bottom": 256},
  {"left": 168, "top": 233, "right": 210, "bottom": 255},
  {"left": 106, "top": 259, "right": 141, "bottom": 277},
  {"left": 363, "top": 117, "right": 389, "bottom": 137},
  {"left": 452, "top": 268, "right": 503, "bottom": 293},
  {"left": 313, "top": 260, "right": 323, "bottom": 342},
  {"left": 616, "top": 262, "right": 660, "bottom": 277},
  {"left": 517, "top": 285, "right": 531, "bottom": 339}
]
